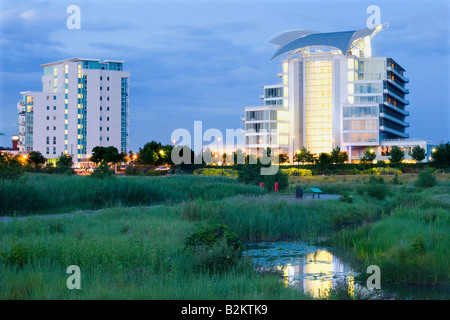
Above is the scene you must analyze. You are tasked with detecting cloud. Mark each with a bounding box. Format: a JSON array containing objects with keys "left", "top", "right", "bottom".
[{"left": 20, "top": 9, "right": 36, "bottom": 21}]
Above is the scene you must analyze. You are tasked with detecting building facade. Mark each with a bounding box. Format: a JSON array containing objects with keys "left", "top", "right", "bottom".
[
  {"left": 17, "top": 58, "right": 129, "bottom": 164},
  {"left": 244, "top": 25, "right": 435, "bottom": 162}
]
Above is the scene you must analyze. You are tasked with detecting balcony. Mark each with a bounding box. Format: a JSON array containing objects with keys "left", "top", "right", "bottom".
[
  {"left": 387, "top": 79, "right": 408, "bottom": 94},
  {"left": 383, "top": 101, "right": 409, "bottom": 116},
  {"left": 379, "top": 113, "right": 409, "bottom": 127},
  {"left": 387, "top": 66, "right": 409, "bottom": 83},
  {"left": 384, "top": 89, "right": 409, "bottom": 105},
  {"left": 380, "top": 125, "right": 408, "bottom": 138}
]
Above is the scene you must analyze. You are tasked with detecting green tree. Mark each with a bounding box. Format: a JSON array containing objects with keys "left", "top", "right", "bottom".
[
  {"left": 315, "top": 152, "right": 332, "bottom": 170},
  {"left": 294, "top": 147, "right": 315, "bottom": 164},
  {"left": 0, "top": 153, "right": 23, "bottom": 180},
  {"left": 330, "top": 146, "right": 348, "bottom": 164},
  {"left": 389, "top": 146, "right": 405, "bottom": 164},
  {"left": 278, "top": 153, "right": 289, "bottom": 164},
  {"left": 55, "top": 154, "right": 74, "bottom": 174},
  {"left": 361, "top": 148, "right": 376, "bottom": 164},
  {"left": 411, "top": 145, "right": 426, "bottom": 163},
  {"left": 27, "top": 151, "right": 46, "bottom": 168},
  {"left": 138, "top": 141, "right": 171, "bottom": 165},
  {"left": 90, "top": 146, "right": 124, "bottom": 164},
  {"left": 431, "top": 142, "right": 450, "bottom": 168}
]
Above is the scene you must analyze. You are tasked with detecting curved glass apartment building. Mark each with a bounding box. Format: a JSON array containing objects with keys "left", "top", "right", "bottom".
[{"left": 244, "top": 24, "right": 435, "bottom": 162}]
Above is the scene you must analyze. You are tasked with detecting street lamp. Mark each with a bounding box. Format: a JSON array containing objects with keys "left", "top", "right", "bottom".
[{"left": 291, "top": 135, "right": 295, "bottom": 164}]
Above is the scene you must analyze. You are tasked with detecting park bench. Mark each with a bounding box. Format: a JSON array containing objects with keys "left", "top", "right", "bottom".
[{"left": 310, "top": 188, "right": 323, "bottom": 199}]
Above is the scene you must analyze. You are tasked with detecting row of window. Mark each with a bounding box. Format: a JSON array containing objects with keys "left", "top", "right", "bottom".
[
  {"left": 46, "top": 137, "right": 57, "bottom": 145},
  {"left": 46, "top": 147, "right": 57, "bottom": 155}
]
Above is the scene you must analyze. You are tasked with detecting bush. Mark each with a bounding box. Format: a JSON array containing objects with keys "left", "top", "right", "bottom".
[
  {"left": 125, "top": 166, "right": 140, "bottom": 176},
  {"left": 364, "top": 167, "right": 402, "bottom": 176},
  {"left": 193, "top": 168, "right": 238, "bottom": 177},
  {"left": 184, "top": 224, "right": 244, "bottom": 273},
  {"left": 339, "top": 193, "right": 353, "bottom": 203},
  {"left": 238, "top": 164, "right": 288, "bottom": 191},
  {"left": 1, "top": 241, "right": 30, "bottom": 267},
  {"left": 90, "top": 161, "right": 114, "bottom": 179},
  {"left": 357, "top": 178, "right": 390, "bottom": 200},
  {"left": 0, "top": 154, "right": 23, "bottom": 180},
  {"left": 280, "top": 168, "right": 312, "bottom": 176},
  {"left": 415, "top": 169, "right": 437, "bottom": 188}
]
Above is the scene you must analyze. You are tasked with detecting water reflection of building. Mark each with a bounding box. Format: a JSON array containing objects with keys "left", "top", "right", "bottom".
[{"left": 277, "top": 250, "right": 354, "bottom": 298}]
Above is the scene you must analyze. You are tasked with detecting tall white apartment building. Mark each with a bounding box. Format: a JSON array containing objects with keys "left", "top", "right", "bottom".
[
  {"left": 244, "top": 25, "right": 436, "bottom": 162},
  {"left": 17, "top": 58, "right": 129, "bottom": 163}
]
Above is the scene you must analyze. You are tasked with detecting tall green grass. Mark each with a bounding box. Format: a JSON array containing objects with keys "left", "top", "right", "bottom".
[
  {"left": 0, "top": 174, "right": 265, "bottom": 216},
  {"left": 324, "top": 183, "right": 450, "bottom": 287},
  {"left": 0, "top": 206, "right": 308, "bottom": 299}
]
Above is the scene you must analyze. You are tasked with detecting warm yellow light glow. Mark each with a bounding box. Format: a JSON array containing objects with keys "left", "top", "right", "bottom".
[
  {"left": 432, "top": 148, "right": 436, "bottom": 153},
  {"left": 278, "top": 136, "right": 289, "bottom": 145},
  {"left": 22, "top": 154, "right": 28, "bottom": 159},
  {"left": 283, "top": 75, "right": 288, "bottom": 85},
  {"left": 277, "top": 111, "right": 289, "bottom": 121},
  {"left": 133, "top": 155, "right": 137, "bottom": 159},
  {"left": 305, "top": 60, "right": 333, "bottom": 154},
  {"left": 159, "top": 150, "right": 164, "bottom": 155},
  {"left": 347, "top": 58, "right": 354, "bottom": 69},
  {"left": 283, "top": 87, "right": 289, "bottom": 97},
  {"left": 282, "top": 62, "right": 288, "bottom": 73},
  {"left": 347, "top": 70, "right": 354, "bottom": 82}
]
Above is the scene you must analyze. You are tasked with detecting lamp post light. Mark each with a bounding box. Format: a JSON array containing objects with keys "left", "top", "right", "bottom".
[{"left": 291, "top": 135, "right": 295, "bottom": 164}]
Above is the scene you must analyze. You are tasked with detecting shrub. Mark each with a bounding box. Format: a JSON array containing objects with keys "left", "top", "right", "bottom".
[
  {"left": 238, "top": 164, "right": 288, "bottom": 191},
  {"left": 185, "top": 224, "right": 244, "bottom": 252},
  {"left": 280, "top": 168, "right": 312, "bottom": 176},
  {"left": 193, "top": 168, "right": 238, "bottom": 177},
  {"left": 357, "top": 178, "right": 390, "bottom": 200},
  {"left": 125, "top": 166, "right": 140, "bottom": 176},
  {"left": 339, "top": 193, "right": 353, "bottom": 203},
  {"left": 1, "top": 241, "right": 30, "bottom": 267},
  {"left": 90, "top": 161, "right": 114, "bottom": 179},
  {"left": 364, "top": 167, "right": 402, "bottom": 176},
  {"left": 415, "top": 169, "right": 437, "bottom": 188},
  {"left": 0, "top": 154, "right": 23, "bottom": 180},
  {"left": 184, "top": 224, "right": 244, "bottom": 273}
]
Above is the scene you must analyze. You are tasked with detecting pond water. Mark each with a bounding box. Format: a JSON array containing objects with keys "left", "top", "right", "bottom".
[{"left": 243, "top": 241, "right": 449, "bottom": 300}]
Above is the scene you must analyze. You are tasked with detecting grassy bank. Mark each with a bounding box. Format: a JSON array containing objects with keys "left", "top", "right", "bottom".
[
  {"left": 0, "top": 206, "right": 308, "bottom": 299},
  {"left": 0, "top": 174, "right": 265, "bottom": 216},
  {"left": 0, "top": 173, "right": 449, "bottom": 298}
]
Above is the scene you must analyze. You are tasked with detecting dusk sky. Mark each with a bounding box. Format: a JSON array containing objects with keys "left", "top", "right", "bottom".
[{"left": 0, "top": 0, "right": 449, "bottom": 152}]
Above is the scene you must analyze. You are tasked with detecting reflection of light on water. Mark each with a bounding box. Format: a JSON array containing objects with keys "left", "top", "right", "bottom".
[{"left": 275, "top": 249, "right": 354, "bottom": 298}]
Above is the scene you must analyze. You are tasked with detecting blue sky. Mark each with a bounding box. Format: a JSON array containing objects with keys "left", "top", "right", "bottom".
[{"left": 0, "top": 0, "right": 449, "bottom": 152}]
